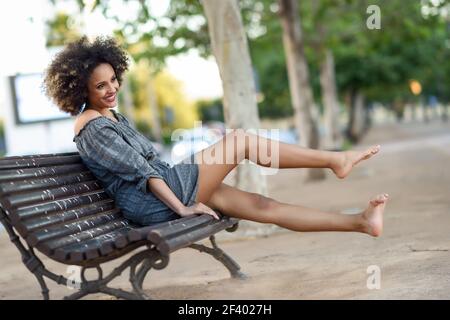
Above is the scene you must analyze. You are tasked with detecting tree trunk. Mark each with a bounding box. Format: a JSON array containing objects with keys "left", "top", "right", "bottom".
[
  {"left": 202, "top": 0, "right": 267, "bottom": 195},
  {"left": 442, "top": 104, "right": 449, "bottom": 122},
  {"left": 422, "top": 100, "right": 429, "bottom": 123},
  {"left": 320, "top": 49, "right": 342, "bottom": 151},
  {"left": 147, "top": 77, "right": 163, "bottom": 143},
  {"left": 278, "top": 0, "right": 325, "bottom": 180},
  {"left": 347, "top": 90, "right": 366, "bottom": 143},
  {"left": 121, "top": 76, "right": 135, "bottom": 128}
]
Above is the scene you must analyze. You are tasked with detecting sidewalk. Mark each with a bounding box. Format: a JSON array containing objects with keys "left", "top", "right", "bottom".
[{"left": 1, "top": 120, "right": 449, "bottom": 299}]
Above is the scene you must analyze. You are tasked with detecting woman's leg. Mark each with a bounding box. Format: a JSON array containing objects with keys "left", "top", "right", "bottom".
[
  {"left": 194, "top": 129, "right": 380, "bottom": 203},
  {"left": 207, "top": 183, "right": 388, "bottom": 237}
]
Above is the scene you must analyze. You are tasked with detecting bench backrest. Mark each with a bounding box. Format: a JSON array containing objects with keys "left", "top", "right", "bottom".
[{"left": 0, "top": 152, "right": 134, "bottom": 264}]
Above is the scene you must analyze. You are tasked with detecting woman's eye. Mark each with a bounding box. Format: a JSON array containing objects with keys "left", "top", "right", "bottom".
[{"left": 97, "top": 85, "right": 104, "bottom": 89}]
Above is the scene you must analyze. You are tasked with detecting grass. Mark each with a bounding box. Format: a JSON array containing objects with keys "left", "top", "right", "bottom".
[{"left": 342, "top": 139, "right": 354, "bottom": 151}]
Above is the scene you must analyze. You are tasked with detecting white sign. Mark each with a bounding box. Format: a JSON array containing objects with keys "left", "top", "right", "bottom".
[{"left": 10, "top": 73, "right": 70, "bottom": 124}]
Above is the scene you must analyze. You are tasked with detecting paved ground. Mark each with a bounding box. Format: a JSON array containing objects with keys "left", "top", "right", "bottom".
[{"left": 1, "top": 119, "right": 449, "bottom": 299}]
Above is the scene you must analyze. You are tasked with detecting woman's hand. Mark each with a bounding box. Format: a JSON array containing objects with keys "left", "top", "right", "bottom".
[{"left": 177, "top": 202, "right": 220, "bottom": 220}]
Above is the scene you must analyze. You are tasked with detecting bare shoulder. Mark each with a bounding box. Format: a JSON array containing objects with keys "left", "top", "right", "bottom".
[{"left": 74, "top": 110, "right": 103, "bottom": 136}]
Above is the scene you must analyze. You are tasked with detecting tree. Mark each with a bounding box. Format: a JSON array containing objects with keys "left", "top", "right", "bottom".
[
  {"left": 45, "top": 12, "right": 82, "bottom": 47},
  {"left": 320, "top": 50, "right": 342, "bottom": 149},
  {"left": 201, "top": 0, "right": 267, "bottom": 195},
  {"left": 120, "top": 75, "right": 136, "bottom": 128},
  {"left": 332, "top": 0, "right": 449, "bottom": 133},
  {"left": 277, "top": 0, "right": 325, "bottom": 180},
  {"left": 300, "top": 0, "right": 354, "bottom": 150}
]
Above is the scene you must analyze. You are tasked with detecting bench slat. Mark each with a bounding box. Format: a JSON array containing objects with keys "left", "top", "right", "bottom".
[
  {"left": 126, "top": 215, "right": 201, "bottom": 242},
  {"left": 21, "top": 200, "right": 115, "bottom": 235},
  {"left": 148, "top": 214, "right": 214, "bottom": 244},
  {"left": 0, "top": 154, "right": 81, "bottom": 170},
  {"left": 54, "top": 226, "right": 132, "bottom": 262},
  {"left": 0, "top": 172, "right": 94, "bottom": 195},
  {"left": 37, "top": 219, "right": 131, "bottom": 256},
  {"left": 4, "top": 180, "right": 102, "bottom": 209},
  {"left": 126, "top": 215, "right": 223, "bottom": 243},
  {"left": 157, "top": 217, "right": 237, "bottom": 255},
  {"left": 27, "top": 209, "right": 122, "bottom": 246},
  {"left": 12, "top": 191, "right": 111, "bottom": 223},
  {"left": 0, "top": 164, "right": 87, "bottom": 183},
  {"left": 0, "top": 152, "right": 78, "bottom": 162}
]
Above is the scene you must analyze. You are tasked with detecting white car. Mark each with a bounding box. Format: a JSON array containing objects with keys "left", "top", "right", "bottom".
[{"left": 170, "top": 126, "right": 222, "bottom": 164}]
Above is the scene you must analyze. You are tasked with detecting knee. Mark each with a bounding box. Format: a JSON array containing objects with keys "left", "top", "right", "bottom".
[
  {"left": 253, "top": 194, "right": 271, "bottom": 209},
  {"left": 253, "top": 193, "right": 279, "bottom": 223}
]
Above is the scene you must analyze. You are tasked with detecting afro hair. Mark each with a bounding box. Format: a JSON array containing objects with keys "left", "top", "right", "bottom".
[{"left": 43, "top": 36, "right": 129, "bottom": 115}]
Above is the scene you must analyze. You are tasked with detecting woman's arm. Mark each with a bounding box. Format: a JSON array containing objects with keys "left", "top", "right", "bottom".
[{"left": 148, "top": 178, "right": 219, "bottom": 220}]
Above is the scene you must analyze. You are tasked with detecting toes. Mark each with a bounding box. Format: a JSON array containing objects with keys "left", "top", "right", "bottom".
[
  {"left": 369, "top": 145, "right": 381, "bottom": 155},
  {"left": 370, "top": 194, "right": 389, "bottom": 205},
  {"left": 356, "top": 145, "right": 381, "bottom": 163},
  {"left": 360, "top": 151, "right": 372, "bottom": 161},
  {"left": 361, "top": 146, "right": 380, "bottom": 160}
]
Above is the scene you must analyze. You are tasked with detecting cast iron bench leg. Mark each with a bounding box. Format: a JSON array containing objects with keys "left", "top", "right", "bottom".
[{"left": 189, "top": 235, "right": 247, "bottom": 280}]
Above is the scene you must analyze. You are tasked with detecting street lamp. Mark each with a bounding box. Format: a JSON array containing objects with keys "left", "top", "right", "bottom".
[
  {"left": 409, "top": 79, "right": 427, "bottom": 122},
  {"left": 409, "top": 79, "right": 422, "bottom": 96}
]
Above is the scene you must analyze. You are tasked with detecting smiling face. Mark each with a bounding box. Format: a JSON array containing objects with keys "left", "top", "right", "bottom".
[{"left": 86, "top": 63, "right": 120, "bottom": 110}]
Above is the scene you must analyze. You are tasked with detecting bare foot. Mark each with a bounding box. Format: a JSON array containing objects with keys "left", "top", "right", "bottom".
[
  {"left": 361, "top": 194, "right": 389, "bottom": 237},
  {"left": 332, "top": 145, "right": 381, "bottom": 179}
]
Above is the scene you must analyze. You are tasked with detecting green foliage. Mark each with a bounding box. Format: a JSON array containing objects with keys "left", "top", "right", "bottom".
[
  {"left": 45, "top": 0, "right": 450, "bottom": 119},
  {"left": 161, "top": 128, "right": 174, "bottom": 146},
  {"left": 134, "top": 119, "right": 155, "bottom": 141},
  {"left": 127, "top": 61, "right": 199, "bottom": 134},
  {"left": 250, "top": 47, "right": 292, "bottom": 118},
  {"left": 99, "top": 0, "right": 209, "bottom": 71},
  {"left": 341, "top": 138, "right": 354, "bottom": 151},
  {"left": 45, "top": 12, "right": 81, "bottom": 46},
  {"left": 332, "top": 0, "right": 449, "bottom": 105}
]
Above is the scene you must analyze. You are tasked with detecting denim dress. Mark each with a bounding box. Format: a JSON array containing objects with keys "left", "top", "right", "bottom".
[{"left": 73, "top": 110, "right": 199, "bottom": 225}]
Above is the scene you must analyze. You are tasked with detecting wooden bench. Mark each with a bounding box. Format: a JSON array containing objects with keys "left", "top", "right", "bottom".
[{"left": 0, "top": 152, "right": 245, "bottom": 300}]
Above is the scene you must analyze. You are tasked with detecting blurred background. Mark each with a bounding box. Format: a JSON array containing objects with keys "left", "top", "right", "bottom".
[{"left": 0, "top": 0, "right": 448, "bottom": 166}]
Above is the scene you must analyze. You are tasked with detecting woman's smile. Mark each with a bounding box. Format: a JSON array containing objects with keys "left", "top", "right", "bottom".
[{"left": 104, "top": 92, "right": 117, "bottom": 104}]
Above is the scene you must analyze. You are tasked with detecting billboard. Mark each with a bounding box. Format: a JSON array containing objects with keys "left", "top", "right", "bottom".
[{"left": 9, "top": 73, "right": 71, "bottom": 124}]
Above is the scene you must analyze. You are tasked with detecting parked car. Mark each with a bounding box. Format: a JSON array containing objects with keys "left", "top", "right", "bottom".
[{"left": 170, "top": 125, "right": 223, "bottom": 164}]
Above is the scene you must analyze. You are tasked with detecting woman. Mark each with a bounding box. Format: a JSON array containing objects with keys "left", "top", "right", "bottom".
[{"left": 44, "top": 36, "right": 388, "bottom": 236}]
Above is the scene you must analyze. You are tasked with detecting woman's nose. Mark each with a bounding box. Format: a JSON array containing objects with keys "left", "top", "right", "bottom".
[{"left": 106, "top": 83, "right": 116, "bottom": 92}]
